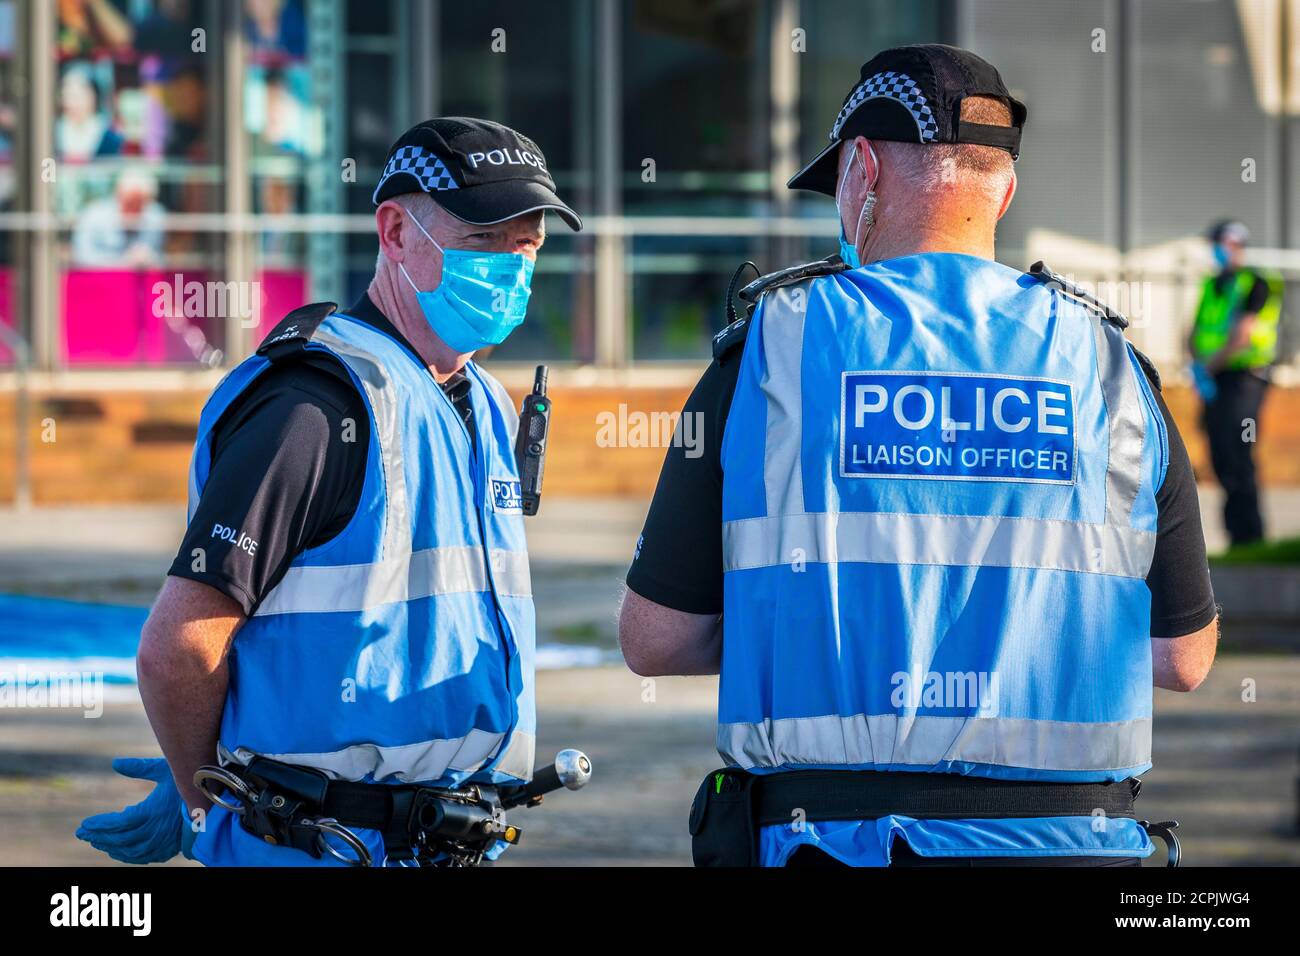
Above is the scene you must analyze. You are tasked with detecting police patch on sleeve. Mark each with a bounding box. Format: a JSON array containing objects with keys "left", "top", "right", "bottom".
[
  {"left": 840, "top": 371, "right": 1076, "bottom": 484},
  {"left": 490, "top": 476, "right": 524, "bottom": 514}
]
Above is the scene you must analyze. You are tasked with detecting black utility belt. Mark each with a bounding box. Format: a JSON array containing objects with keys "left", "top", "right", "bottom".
[
  {"left": 195, "top": 756, "right": 514, "bottom": 866},
  {"left": 689, "top": 767, "right": 1140, "bottom": 867},
  {"left": 754, "top": 769, "right": 1137, "bottom": 825}
]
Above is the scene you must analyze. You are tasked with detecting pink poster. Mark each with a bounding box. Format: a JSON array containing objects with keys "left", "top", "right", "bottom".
[
  {"left": 61, "top": 269, "right": 307, "bottom": 365},
  {"left": 0, "top": 268, "right": 13, "bottom": 365}
]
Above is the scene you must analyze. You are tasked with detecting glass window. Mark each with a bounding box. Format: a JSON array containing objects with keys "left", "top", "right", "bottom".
[
  {"left": 794, "top": 0, "right": 944, "bottom": 215},
  {"left": 622, "top": 0, "right": 945, "bottom": 360},
  {"left": 629, "top": 233, "right": 758, "bottom": 360},
  {"left": 623, "top": 0, "right": 772, "bottom": 359},
  {"left": 244, "top": 0, "right": 316, "bottom": 344},
  {"left": 242, "top": 0, "right": 411, "bottom": 343},
  {"left": 56, "top": 0, "right": 226, "bottom": 367},
  {"left": 341, "top": 0, "right": 408, "bottom": 307},
  {"left": 0, "top": 0, "right": 21, "bottom": 368},
  {"left": 623, "top": 0, "right": 771, "bottom": 215},
  {"left": 438, "top": 0, "right": 597, "bottom": 362}
]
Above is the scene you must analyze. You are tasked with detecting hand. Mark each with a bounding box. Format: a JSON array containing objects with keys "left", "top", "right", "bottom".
[
  {"left": 76, "top": 757, "right": 187, "bottom": 864},
  {"left": 180, "top": 804, "right": 199, "bottom": 860}
]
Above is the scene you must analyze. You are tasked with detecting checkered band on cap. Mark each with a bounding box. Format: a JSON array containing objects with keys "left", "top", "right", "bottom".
[
  {"left": 371, "top": 145, "right": 459, "bottom": 202},
  {"left": 830, "top": 71, "right": 939, "bottom": 144}
]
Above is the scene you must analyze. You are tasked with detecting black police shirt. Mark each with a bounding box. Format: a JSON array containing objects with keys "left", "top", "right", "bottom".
[
  {"left": 169, "top": 293, "right": 475, "bottom": 615},
  {"left": 626, "top": 346, "right": 1218, "bottom": 640}
]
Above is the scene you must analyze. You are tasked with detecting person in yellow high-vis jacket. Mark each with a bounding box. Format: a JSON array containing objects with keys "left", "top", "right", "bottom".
[{"left": 1189, "top": 220, "right": 1283, "bottom": 545}]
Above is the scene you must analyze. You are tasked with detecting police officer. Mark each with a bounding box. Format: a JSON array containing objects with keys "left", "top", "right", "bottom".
[
  {"left": 77, "top": 118, "right": 582, "bottom": 865},
  {"left": 1190, "top": 220, "right": 1282, "bottom": 546},
  {"left": 619, "top": 45, "right": 1219, "bottom": 867}
]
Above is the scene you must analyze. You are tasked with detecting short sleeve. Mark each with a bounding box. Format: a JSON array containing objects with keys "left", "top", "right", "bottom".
[
  {"left": 624, "top": 357, "right": 740, "bottom": 614},
  {"left": 168, "top": 361, "right": 370, "bottom": 614}
]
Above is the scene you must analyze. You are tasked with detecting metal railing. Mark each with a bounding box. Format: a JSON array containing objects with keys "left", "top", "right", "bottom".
[
  {"left": 3, "top": 205, "right": 1300, "bottom": 382},
  {"left": 1023, "top": 247, "right": 1300, "bottom": 388}
]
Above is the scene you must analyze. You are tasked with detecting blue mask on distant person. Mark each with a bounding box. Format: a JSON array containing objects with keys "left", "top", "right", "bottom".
[
  {"left": 1212, "top": 243, "right": 1231, "bottom": 269},
  {"left": 398, "top": 209, "right": 535, "bottom": 353},
  {"left": 836, "top": 143, "right": 879, "bottom": 269}
]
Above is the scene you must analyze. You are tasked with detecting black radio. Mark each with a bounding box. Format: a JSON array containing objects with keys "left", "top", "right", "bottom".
[{"left": 514, "top": 365, "right": 550, "bottom": 516}]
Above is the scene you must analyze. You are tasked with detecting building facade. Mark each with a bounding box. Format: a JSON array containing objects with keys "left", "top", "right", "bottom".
[{"left": 2, "top": 0, "right": 1299, "bottom": 503}]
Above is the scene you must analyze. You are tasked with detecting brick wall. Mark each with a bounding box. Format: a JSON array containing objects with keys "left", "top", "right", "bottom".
[{"left": 1, "top": 383, "right": 1297, "bottom": 504}]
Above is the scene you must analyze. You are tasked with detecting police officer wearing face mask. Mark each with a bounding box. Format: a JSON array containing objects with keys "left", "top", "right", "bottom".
[
  {"left": 1189, "top": 220, "right": 1283, "bottom": 546},
  {"left": 77, "top": 118, "right": 582, "bottom": 866},
  {"left": 620, "top": 45, "right": 1220, "bottom": 867}
]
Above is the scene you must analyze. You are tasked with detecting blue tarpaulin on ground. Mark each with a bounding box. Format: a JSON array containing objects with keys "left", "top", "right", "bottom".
[{"left": 0, "top": 594, "right": 146, "bottom": 683}]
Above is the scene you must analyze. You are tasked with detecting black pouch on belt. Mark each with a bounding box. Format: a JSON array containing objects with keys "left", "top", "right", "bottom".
[
  {"left": 688, "top": 767, "right": 759, "bottom": 866},
  {"left": 238, "top": 757, "right": 332, "bottom": 858}
]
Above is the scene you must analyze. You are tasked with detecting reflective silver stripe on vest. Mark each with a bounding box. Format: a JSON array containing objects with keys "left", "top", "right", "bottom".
[
  {"left": 250, "top": 323, "right": 533, "bottom": 616},
  {"left": 760, "top": 286, "right": 809, "bottom": 517},
  {"left": 1089, "top": 310, "right": 1146, "bottom": 529},
  {"left": 312, "top": 328, "right": 412, "bottom": 561},
  {"left": 187, "top": 465, "right": 200, "bottom": 524},
  {"left": 254, "top": 546, "right": 532, "bottom": 616},
  {"left": 489, "top": 727, "right": 537, "bottom": 782},
  {"left": 476, "top": 365, "right": 521, "bottom": 444},
  {"left": 724, "top": 511, "right": 1156, "bottom": 578},
  {"left": 718, "top": 713, "right": 1151, "bottom": 773},
  {"left": 228, "top": 728, "right": 536, "bottom": 784}
]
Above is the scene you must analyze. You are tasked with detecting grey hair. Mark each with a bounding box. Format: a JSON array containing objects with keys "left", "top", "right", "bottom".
[
  {"left": 874, "top": 139, "right": 1013, "bottom": 206},
  {"left": 376, "top": 192, "right": 439, "bottom": 270},
  {"left": 872, "top": 94, "right": 1015, "bottom": 207}
]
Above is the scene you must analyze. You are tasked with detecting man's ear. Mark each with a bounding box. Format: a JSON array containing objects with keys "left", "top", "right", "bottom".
[
  {"left": 861, "top": 138, "right": 882, "bottom": 188},
  {"left": 838, "top": 137, "right": 873, "bottom": 192},
  {"left": 375, "top": 201, "right": 408, "bottom": 262},
  {"left": 996, "top": 169, "right": 1017, "bottom": 221}
]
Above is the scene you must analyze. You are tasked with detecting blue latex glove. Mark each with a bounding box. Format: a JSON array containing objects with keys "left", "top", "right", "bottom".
[
  {"left": 1191, "top": 362, "right": 1218, "bottom": 402},
  {"left": 180, "top": 805, "right": 198, "bottom": 861},
  {"left": 76, "top": 757, "right": 189, "bottom": 864}
]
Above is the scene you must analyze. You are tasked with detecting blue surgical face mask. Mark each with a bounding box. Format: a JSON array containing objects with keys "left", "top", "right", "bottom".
[
  {"left": 835, "top": 143, "right": 879, "bottom": 270},
  {"left": 398, "top": 209, "right": 535, "bottom": 354},
  {"left": 1212, "top": 243, "right": 1231, "bottom": 268}
]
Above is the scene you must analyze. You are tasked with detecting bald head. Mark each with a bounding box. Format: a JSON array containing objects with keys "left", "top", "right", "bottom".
[
  {"left": 836, "top": 95, "right": 1018, "bottom": 264},
  {"left": 848, "top": 96, "right": 1014, "bottom": 204}
]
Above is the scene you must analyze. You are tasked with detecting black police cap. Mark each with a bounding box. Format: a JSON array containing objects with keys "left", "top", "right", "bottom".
[
  {"left": 372, "top": 117, "right": 582, "bottom": 231},
  {"left": 1208, "top": 220, "right": 1249, "bottom": 245},
  {"left": 788, "top": 44, "right": 1027, "bottom": 197}
]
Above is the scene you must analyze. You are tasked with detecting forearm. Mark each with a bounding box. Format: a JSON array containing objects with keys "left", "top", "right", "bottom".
[
  {"left": 1207, "top": 313, "right": 1257, "bottom": 371},
  {"left": 137, "top": 576, "right": 245, "bottom": 812},
  {"left": 137, "top": 651, "right": 229, "bottom": 813},
  {"left": 653, "top": 617, "right": 723, "bottom": 676},
  {"left": 619, "top": 587, "right": 723, "bottom": 676},
  {"left": 1151, "top": 614, "right": 1219, "bottom": 692}
]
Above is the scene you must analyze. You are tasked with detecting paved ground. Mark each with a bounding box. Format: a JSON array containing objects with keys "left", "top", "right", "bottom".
[
  {"left": 2, "top": 487, "right": 1298, "bottom": 585},
  {"left": 2, "top": 660, "right": 1297, "bottom": 867},
  {"left": 0, "top": 669, "right": 718, "bottom": 867},
  {"left": 1, "top": 492, "right": 1298, "bottom": 866}
]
